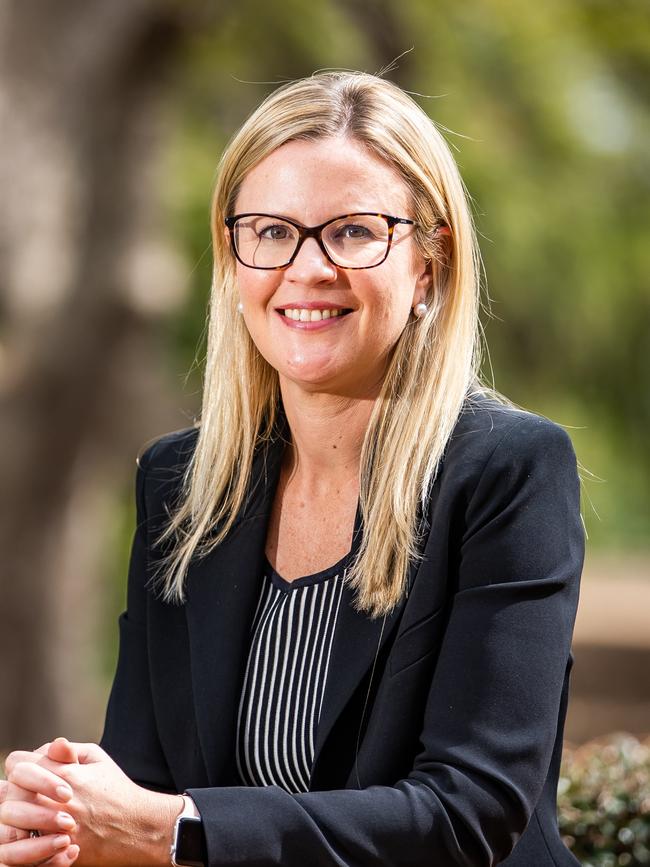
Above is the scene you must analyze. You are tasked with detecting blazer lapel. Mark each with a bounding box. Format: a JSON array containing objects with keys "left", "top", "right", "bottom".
[
  {"left": 184, "top": 437, "right": 284, "bottom": 785},
  {"left": 310, "top": 583, "right": 407, "bottom": 785},
  {"left": 309, "top": 514, "right": 426, "bottom": 786}
]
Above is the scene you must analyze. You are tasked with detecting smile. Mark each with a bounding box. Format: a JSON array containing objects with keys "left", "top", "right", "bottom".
[{"left": 281, "top": 307, "right": 351, "bottom": 322}]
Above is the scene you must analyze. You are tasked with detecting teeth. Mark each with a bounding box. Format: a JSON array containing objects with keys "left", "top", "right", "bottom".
[{"left": 283, "top": 308, "right": 343, "bottom": 320}]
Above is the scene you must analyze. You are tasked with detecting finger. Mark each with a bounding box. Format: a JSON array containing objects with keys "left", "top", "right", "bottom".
[
  {"left": 40, "top": 843, "right": 80, "bottom": 866},
  {"left": 4, "top": 781, "right": 39, "bottom": 806},
  {"left": 6, "top": 747, "right": 71, "bottom": 780},
  {"left": 0, "top": 801, "right": 76, "bottom": 835},
  {"left": 46, "top": 741, "right": 78, "bottom": 766},
  {"left": 0, "top": 823, "right": 28, "bottom": 845},
  {"left": 67, "top": 743, "right": 104, "bottom": 764},
  {"left": 7, "top": 765, "right": 72, "bottom": 805},
  {"left": 0, "top": 782, "right": 7, "bottom": 805},
  {"left": 5, "top": 779, "right": 73, "bottom": 817},
  {"left": 4, "top": 752, "right": 41, "bottom": 778},
  {"left": 0, "top": 832, "right": 71, "bottom": 866}
]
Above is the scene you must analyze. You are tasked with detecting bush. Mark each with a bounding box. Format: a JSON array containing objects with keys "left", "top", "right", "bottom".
[{"left": 558, "top": 733, "right": 650, "bottom": 866}]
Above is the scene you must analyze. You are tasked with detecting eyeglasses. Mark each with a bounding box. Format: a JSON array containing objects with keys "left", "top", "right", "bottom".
[{"left": 224, "top": 212, "right": 419, "bottom": 270}]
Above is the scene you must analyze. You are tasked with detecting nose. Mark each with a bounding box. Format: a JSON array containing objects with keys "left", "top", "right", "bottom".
[{"left": 285, "top": 236, "right": 337, "bottom": 283}]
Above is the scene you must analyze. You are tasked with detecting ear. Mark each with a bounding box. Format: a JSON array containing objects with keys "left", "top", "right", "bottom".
[{"left": 412, "top": 257, "right": 433, "bottom": 307}]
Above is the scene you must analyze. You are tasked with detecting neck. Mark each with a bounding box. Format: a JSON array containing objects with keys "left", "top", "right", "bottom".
[{"left": 279, "top": 380, "right": 377, "bottom": 492}]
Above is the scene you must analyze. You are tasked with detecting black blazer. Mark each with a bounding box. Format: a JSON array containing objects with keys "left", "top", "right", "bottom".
[{"left": 100, "top": 394, "right": 584, "bottom": 866}]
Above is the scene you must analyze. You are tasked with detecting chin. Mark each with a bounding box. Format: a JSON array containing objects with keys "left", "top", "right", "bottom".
[
  {"left": 282, "top": 366, "right": 341, "bottom": 390},
  {"left": 280, "top": 366, "right": 381, "bottom": 401},
  {"left": 281, "top": 349, "right": 338, "bottom": 379}
]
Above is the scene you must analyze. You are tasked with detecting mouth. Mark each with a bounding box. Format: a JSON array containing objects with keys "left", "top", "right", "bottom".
[{"left": 277, "top": 306, "right": 353, "bottom": 322}]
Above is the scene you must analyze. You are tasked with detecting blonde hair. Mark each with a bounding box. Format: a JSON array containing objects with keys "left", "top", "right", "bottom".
[{"left": 155, "top": 71, "right": 487, "bottom": 617}]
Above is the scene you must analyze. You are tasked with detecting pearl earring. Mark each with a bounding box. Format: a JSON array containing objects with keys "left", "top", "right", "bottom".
[
  {"left": 413, "top": 302, "right": 428, "bottom": 319},
  {"left": 236, "top": 301, "right": 244, "bottom": 314}
]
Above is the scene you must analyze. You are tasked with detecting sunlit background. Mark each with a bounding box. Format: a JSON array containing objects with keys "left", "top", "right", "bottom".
[{"left": 1, "top": 2, "right": 648, "bottom": 863}]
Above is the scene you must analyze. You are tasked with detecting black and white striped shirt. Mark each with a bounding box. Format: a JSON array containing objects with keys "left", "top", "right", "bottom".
[{"left": 235, "top": 555, "right": 347, "bottom": 793}]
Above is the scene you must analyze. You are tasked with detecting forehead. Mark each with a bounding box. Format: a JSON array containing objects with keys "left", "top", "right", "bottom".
[{"left": 234, "top": 137, "right": 411, "bottom": 221}]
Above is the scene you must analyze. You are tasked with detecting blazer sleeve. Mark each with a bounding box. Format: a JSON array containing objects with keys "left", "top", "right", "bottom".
[
  {"left": 186, "top": 415, "right": 584, "bottom": 866},
  {"left": 99, "top": 448, "right": 176, "bottom": 793}
]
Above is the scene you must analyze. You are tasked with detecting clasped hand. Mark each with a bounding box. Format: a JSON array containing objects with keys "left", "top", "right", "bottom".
[{"left": 0, "top": 738, "right": 182, "bottom": 867}]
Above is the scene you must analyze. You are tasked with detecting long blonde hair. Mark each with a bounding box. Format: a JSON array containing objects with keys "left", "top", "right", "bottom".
[{"left": 155, "top": 71, "right": 486, "bottom": 617}]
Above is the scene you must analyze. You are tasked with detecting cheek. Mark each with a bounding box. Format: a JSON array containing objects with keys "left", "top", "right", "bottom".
[
  {"left": 356, "top": 293, "right": 411, "bottom": 358},
  {"left": 365, "top": 270, "right": 415, "bottom": 329},
  {"left": 237, "top": 267, "right": 277, "bottom": 307}
]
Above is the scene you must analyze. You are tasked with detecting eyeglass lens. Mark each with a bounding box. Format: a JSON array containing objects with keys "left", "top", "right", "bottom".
[{"left": 232, "top": 215, "right": 392, "bottom": 268}]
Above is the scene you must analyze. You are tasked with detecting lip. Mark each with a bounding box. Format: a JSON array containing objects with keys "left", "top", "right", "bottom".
[
  {"left": 275, "top": 307, "right": 353, "bottom": 330},
  {"left": 274, "top": 301, "right": 353, "bottom": 311}
]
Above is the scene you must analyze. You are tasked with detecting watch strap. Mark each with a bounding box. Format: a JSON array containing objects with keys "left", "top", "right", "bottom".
[{"left": 170, "top": 795, "right": 204, "bottom": 866}]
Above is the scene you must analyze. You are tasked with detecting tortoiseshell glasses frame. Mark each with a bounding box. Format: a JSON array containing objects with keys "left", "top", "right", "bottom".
[{"left": 224, "top": 212, "right": 435, "bottom": 271}]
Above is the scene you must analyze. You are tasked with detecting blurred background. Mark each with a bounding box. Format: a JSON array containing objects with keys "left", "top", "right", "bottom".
[{"left": 1, "top": 0, "right": 648, "bottom": 861}]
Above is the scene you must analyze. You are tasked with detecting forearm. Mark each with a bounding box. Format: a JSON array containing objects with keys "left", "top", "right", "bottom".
[
  {"left": 120, "top": 790, "right": 183, "bottom": 867},
  {"left": 188, "top": 778, "right": 509, "bottom": 867}
]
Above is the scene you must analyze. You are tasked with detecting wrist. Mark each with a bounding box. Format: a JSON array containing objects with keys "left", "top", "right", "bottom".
[
  {"left": 170, "top": 795, "right": 206, "bottom": 867},
  {"left": 179, "top": 795, "right": 200, "bottom": 819},
  {"left": 137, "top": 790, "right": 184, "bottom": 867}
]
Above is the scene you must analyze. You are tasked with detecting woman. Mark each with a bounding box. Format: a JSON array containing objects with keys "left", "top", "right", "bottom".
[{"left": 0, "top": 71, "right": 583, "bottom": 866}]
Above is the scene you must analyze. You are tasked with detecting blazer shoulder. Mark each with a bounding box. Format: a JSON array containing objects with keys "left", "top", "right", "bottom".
[
  {"left": 133, "top": 427, "right": 200, "bottom": 530},
  {"left": 449, "top": 395, "right": 571, "bottom": 458},
  {"left": 136, "top": 425, "right": 200, "bottom": 474},
  {"left": 447, "top": 392, "right": 577, "bottom": 470}
]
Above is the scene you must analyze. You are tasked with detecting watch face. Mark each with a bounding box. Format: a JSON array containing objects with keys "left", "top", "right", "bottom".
[{"left": 176, "top": 817, "right": 207, "bottom": 867}]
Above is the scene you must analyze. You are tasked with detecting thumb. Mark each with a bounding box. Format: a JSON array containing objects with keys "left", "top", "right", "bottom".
[
  {"left": 47, "top": 737, "right": 79, "bottom": 764},
  {"left": 70, "top": 743, "right": 107, "bottom": 764}
]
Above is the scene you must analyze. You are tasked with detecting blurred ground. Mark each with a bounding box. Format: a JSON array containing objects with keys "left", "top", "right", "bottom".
[{"left": 566, "top": 552, "right": 650, "bottom": 744}]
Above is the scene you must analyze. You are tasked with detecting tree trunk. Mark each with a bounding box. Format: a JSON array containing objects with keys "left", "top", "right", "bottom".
[{"left": 0, "top": 0, "right": 201, "bottom": 748}]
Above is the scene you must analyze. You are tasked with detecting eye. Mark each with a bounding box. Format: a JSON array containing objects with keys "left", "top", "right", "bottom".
[
  {"left": 259, "top": 223, "right": 292, "bottom": 241},
  {"left": 334, "top": 223, "right": 374, "bottom": 240}
]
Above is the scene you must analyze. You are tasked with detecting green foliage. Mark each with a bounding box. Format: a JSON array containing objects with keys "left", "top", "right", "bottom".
[
  {"left": 559, "top": 734, "right": 650, "bottom": 866},
  {"left": 155, "top": 0, "right": 649, "bottom": 549}
]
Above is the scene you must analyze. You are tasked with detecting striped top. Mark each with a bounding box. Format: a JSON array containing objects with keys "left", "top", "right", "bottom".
[{"left": 235, "top": 554, "right": 348, "bottom": 793}]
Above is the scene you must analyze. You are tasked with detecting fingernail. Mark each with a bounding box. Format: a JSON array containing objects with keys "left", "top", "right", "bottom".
[
  {"left": 54, "top": 834, "right": 71, "bottom": 848},
  {"left": 67, "top": 844, "right": 80, "bottom": 861},
  {"left": 56, "top": 812, "right": 75, "bottom": 829},
  {"left": 56, "top": 785, "right": 73, "bottom": 801}
]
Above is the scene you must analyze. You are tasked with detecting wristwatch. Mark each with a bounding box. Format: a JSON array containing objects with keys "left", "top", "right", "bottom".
[{"left": 170, "top": 795, "right": 207, "bottom": 867}]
